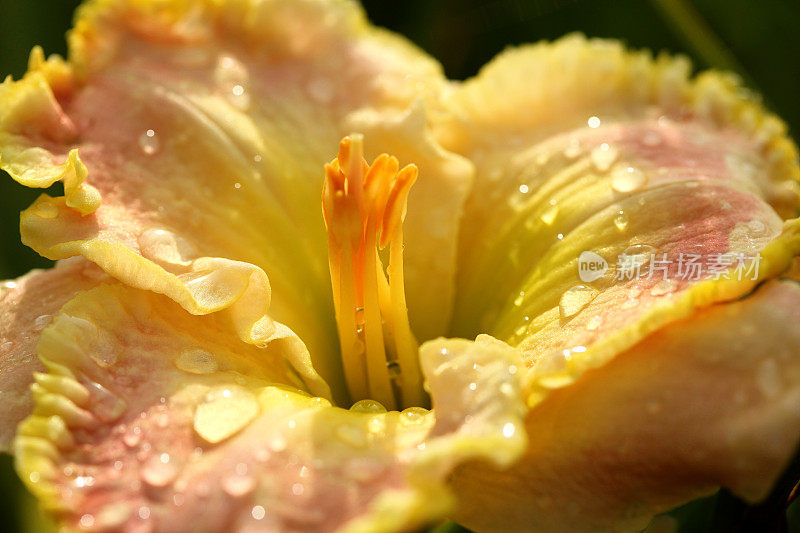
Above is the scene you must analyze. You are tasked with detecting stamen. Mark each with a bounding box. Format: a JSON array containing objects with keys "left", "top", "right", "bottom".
[{"left": 322, "top": 135, "right": 425, "bottom": 409}]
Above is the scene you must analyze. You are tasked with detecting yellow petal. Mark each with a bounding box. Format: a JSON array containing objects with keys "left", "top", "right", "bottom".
[
  {"left": 448, "top": 278, "right": 800, "bottom": 532},
  {"left": 1, "top": 0, "right": 472, "bottom": 402},
  {"left": 14, "top": 283, "right": 525, "bottom": 532},
  {"left": 0, "top": 258, "right": 108, "bottom": 451}
]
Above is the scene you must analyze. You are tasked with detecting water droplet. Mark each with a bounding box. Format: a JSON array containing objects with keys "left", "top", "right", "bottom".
[
  {"left": 650, "top": 279, "right": 678, "bottom": 296},
  {"left": 587, "top": 116, "right": 601, "bottom": 128},
  {"left": 611, "top": 166, "right": 647, "bottom": 193},
  {"left": 614, "top": 210, "right": 629, "bottom": 231},
  {"left": 123, "top": 426, "right": 141, "bottom": 448},
  {"left": 539, "top": 200, "right": 559, "bottom": 225},
  {"left": 590, "top": 143, "right": 618, "bottom": 172},
  {"left": 350, "top": 399, "right": 387, "bottom": 414},
  {"left": 175, "top": 349, "right": 218, "bottom": 375},
  {"left": 86, "top": 381, "right": 127, "bottom": 423},
  {"left": 747, "top": 219, "right": 767, "bottom": 234},
  {"left": 586, "top": 314, "right": 602, "bottom": 331},
  {"left": 33, "top": 314, "right": 52, "bottom": 330},
  {"left": 251, "top": 505, "right": 267, "bottom": 520},
  {"left": 138, "top": 506, "right": 151, "bottom": 520},
  {"left": 194, "top": 385, "right": 260, "bottom": 444},
  {"left": 114, "top": 460, "right": 123, "bottom": 470},
  {"left": 29, "top": 472, "right": 40, "bottom": 483},
  {"left": 559, "top": 285, "right": 599, "bottom": 318},
  {"left": 400, "top": 407, "right": 429, "bottom": 425},
  {"left": 141, "top": 453, "right": 177, "bottom": 488},
  {"left": 139, "top": 129, "right": 160, "bottom": 155},
  {"left": 518, "top": 184, "right": 529, "bottom": 194},
  {"left": 291, "top": 483, "right": 305, "bottom": 496},
  {"left": 502, "top": 422, "right": 516, "bottom": 438},
  {"left": 623, "top": 244, "right": 656, "bottom": 266},
  {"left": 215, "top": 55, "right": 250, "bottom": 110},
  {"left": 756, "top": 359, "right": 781, "bottom": 398},
  {"left": 80, "top": 514, "right": 95, "bottom": 528},
  {"left": 223, "top": 471, "right": 256, "bottom": 497},
  {"left": 307, "top": 78, "right": 334, "bottom": 103},
  {"left": 513, "top": 291, "right": 525, "bottom": 306}
]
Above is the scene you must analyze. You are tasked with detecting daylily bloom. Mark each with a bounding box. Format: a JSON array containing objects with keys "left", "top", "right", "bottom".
[{"left": 2, "top": 0, "right": 800, "bottom": 531}]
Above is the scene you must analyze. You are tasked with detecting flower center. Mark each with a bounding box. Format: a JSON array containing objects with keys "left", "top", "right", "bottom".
[{"left": 322, "top": 135, "right": 426, "bottom": 410}]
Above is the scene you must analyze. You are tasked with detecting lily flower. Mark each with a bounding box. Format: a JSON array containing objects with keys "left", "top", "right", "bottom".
[{"left": 1, "top": 1, "right": 799, "bottom": 531}]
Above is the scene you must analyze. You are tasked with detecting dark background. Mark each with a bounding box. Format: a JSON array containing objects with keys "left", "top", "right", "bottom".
[{"left": 0, "top": 0, "right": 799, "bottom": 530}]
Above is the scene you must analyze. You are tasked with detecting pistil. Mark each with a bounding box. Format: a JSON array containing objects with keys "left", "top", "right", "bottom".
[{"left": 322, "top": 135, "right": 426, "bottom": 409}]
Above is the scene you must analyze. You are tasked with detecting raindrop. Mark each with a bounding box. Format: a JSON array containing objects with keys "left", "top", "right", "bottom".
[
  {"left": 611, "top": 166, "right": 647, "bottom": 193},
  {"left": 350, "top": 399, "right": 386, "bottom": 414},
  {"left": 193, "top": 385, "right": 260, "bottom": 444},
  {"left": 174, "top": 349, "right": 218, "bottom": 375},
  {"left": 400, "top": 407, "right": 428, "bottom": 425},
  {"left": 539, "top": 200, "right": 559, "bottom": 225},
  {"left": 590, "top": 143, "right": 618, "bottom": 172},
  {"left": 223, "top": 471, "right": 256, "bottom": 497},
  {"left": 559, "top": 285, "right": 599, "bottom": 318},
  {"left": 33, "top": 314, "right": 52, "bottom": 330},
  {"left": 649, "top": 279, "right": 678, "bottom": 296},
  {"left": 138, "top": 129, "right": 160, "bottom": 155},
  {"left": 586, "top": 314, "right": 602, "bottom": 331},
  {"left": 141, "top": 454, "right": 177, "bottom": 488},
  {"left": 614, "top": 210, "right": 629, "bottom": 231},
  {"left": 86, "top": 381, "right": 127, "bottom": 423}
]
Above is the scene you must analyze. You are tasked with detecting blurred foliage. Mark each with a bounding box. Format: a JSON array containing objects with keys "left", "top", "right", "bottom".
[{"left": 1, "top": 0, "right": 799, "bottom": 531}]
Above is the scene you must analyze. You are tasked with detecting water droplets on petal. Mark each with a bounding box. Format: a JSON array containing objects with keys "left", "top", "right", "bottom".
[
  {"left": 138, "top": 129, "right": 160, "bottom": 155},
  {"left": 194, "top": 385, "right": 260, "bottom": 444},
  {"left": 614, "top": 210, "right": 629, "bottom": 231},
  {"left": 559, "top": 285, "right": 599, "bottom": 318},
  {"left": 350, "top": 399, "right": 387, "bottom": 414},
  {"left": 590, "top": 143, "right": 618, "bottom": 172},
  {"left": 611, "top": 166, "right": 647, "bottom": 193},
  {"left": 174, "top": 348, "right": 218, "bottom": 375},
  {"left": 539, "top": 199, "right": 559, "bottom": 225},
  {"left": 251, "top": 505, "right": 267, "bottom": 520},
  {"left": 141, "top": 453, "right": 177, "bottom": 488}
]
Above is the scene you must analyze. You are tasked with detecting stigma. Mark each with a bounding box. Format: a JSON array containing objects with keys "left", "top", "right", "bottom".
[{"left": 322, "top": 135, "right": 426, "bottom": 410}]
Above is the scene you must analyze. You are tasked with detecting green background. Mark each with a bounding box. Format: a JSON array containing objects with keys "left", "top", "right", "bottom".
[{"left": 0, "top": 0, "right": 799, "bottom": 530}]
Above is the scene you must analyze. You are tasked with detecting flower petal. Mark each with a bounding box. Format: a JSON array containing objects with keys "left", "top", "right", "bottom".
[
  {"left": 448, "top": 278, "right": 800, "bottom": 532},
  {"left": 1, "top": 0, "right": 472, "bottom": 399},
  {"left": 0, "top": 258, "right": 107, "bottom": 451},
  {"left": 436, "top": 34, "right": 800, "bottom": 401},
  {"left": 15, "top": 282, "right": 526, "bottom": 532}
]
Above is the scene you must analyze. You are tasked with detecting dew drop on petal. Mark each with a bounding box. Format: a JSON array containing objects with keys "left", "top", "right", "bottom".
[
  {"left": 138, "top": 129, "right": 160, "bottom": 155},
  {"left": 223, "top": 471, "right": 256, "bottom": 497},
  {"left": 350, "top": 399, "right": 387, "bottom": 414},
  {"left": 539, "top": 200, "right": 559, "bottom": 225},
  {"left": 33, "top": 314, "right": 52, "bottom": 330},
  {"left": 194, "top": 386, "right": 260, "bottom": 444},
  {"left": 587, "top": 116, "right": 601, "bottom": 128},
  {"left": 502, "top": 422, "right": 516, "bottom": 438},
  {"left": 650, "top": 279, "right": 678, "bottom": 296},
  {"left": 400, "top": 407, "right": 429, "bottom": 425},
  {"left": 80, "top": 514, "right": 95, "bottom": 528},
  {"left": 175, "top": 349, "right": 218, "bottom": 375},
  {"left": 614, "top": 210, "right": 629, "bottom": 231},
  {"left": 559, "top": 285, "right": 599, "bottom": 318},
  {"left": 141, "top": 453, "right": 177, "bottom": 488},
  {"left": 291, "top": 483, "right": 305, "bottom": 496},
  {"left": 611, "top": 166, "right": 647, "bottom": 193},
  {"left": 586, "top": 314, "right": 603, "bottom": 331},
  {"left": 590, "top": 143, "right": 618, "bottom": 172},
  {"left": 138, "top": 506, "right": 151, "bottom": 520}
]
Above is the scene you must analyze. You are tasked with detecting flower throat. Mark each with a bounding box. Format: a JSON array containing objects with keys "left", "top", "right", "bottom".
[{"left": 322, "top": 135, "right": 426, "bottom": 410}]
